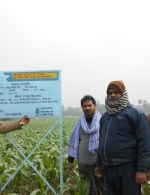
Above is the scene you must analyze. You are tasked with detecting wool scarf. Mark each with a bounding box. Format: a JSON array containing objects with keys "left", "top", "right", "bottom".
[
  {"left": 105, "top": 89, "right": 128, "bottom": 115},
  {"left": 67, "top": 111, "right": 101, "bottom": 159}
]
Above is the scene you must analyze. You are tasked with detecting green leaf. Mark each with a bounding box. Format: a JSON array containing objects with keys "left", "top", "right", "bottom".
[
  {"left": 7, "top": 194, "right": 18, "bottom": 195},
  {"left": 30, "top": 189, "right": 41, "bottom": 195}
]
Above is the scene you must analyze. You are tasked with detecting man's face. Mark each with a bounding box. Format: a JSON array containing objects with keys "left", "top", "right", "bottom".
[
  {"left": 81, "top": 100, "right": 96, "bottom": 118},
  {"left": 107, "top": 89, "right": 122, "bottom": 102}
]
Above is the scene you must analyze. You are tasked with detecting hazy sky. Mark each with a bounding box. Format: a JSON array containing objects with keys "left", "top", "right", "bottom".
[{"left": 0, "top": 0, "right": 150, "bottom": 108}]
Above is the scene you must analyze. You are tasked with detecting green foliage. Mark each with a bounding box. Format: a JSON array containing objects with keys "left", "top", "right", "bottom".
[
  {"left": 0, "top": 117, "right": 78, "bottom": 195},
  {"left": 141, "top": 174, "right": 150, "bottom": 195},
  {"left": 0, "top": 117, "right": 149, "bottom": 195}
]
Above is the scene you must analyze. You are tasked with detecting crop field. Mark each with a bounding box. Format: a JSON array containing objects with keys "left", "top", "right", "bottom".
[{"left": 0, "top": 117, "right": 150, "bottom": 195}]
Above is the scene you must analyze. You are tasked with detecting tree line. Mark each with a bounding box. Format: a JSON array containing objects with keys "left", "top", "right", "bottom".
[{"left": 62, "top": 99, "right": 150, "bottom": 117}]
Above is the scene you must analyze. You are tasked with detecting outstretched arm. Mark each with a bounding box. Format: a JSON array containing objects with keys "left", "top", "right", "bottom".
[{"left": 0, "top": 115, "right": 30, "bottom": 134}]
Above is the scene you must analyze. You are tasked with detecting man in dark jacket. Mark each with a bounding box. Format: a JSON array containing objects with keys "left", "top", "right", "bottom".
[{"left": 95, "top": 80, "right": 150, "bottom": 195}]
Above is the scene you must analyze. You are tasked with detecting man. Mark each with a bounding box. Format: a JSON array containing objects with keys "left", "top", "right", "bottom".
[
  {"left": 67, "top": 95, "right": 105, "bottom": 195},
  {"left": 0, "top": 115, "right": 30, "bottom": 134},
  {"left": 95, "top": 80, "right": 150, "bottom": 195}
]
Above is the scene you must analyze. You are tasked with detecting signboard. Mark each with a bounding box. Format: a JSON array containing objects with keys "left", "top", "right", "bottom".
[
  {"left": 0, "top": 70, "right": 62, "bottom": 194},
  {"left": 0, "top": 70, "right": 61, "bottom": 118}
]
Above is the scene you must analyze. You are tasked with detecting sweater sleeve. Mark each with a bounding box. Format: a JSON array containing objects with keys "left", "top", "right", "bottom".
[
  {"left": 96, "top": 144, "right": 103, "bottom": 167},
  {"left": 0, "top": 121, "right": 22, "bottom": 134},
  {"left": 96, "top": 125, "right": 103, "bottom": 167},
  {"left": 134, "top": 112, "right": 150, "bottom": 173}
]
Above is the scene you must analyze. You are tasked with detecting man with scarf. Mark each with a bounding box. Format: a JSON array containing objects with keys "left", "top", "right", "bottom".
[
  {"left": 95, "top": 80, "right": 150, "bottom": 195},
  {"left": 67, "top": 95, "right": 106, "bottom": 195}
]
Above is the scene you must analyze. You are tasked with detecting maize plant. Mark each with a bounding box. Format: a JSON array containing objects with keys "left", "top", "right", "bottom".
[{"left": 0, "top": 117, "right": 149, "bottom": 195}]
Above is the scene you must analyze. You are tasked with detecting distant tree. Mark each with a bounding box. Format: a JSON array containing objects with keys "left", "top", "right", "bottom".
[
  {"left": 62, "top": 106, "right": 82, "bottom": 117},
  {"left": 135, "top": 100, "right": 150, "bottom": 114},
  {"left": 62, "top": 99, "right": 150, "bottom": 117},
  {"left": 35, "top": 107, "right": 39, "bottom": 117},
  {"left": 143, "top": 100, "right": 148, "bottom": 107},
  {"left": 96, "top": 101, "right": 106, "bottom": 115},
  {"left": 138, "top": 99, "right": 142, "bottom": 105},
  {"left": 62, "top": 105, "right": 65, "bottom": 111},
  {"left": 76, "top": 107, "right": 81, "bottom": 113},
  {"left": 96, "top": 101, "right": 99, "bottom": 105}
]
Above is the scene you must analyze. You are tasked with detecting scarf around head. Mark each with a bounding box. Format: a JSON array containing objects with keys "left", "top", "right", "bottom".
[
  {"left": 67, "top": 111, "right": 101, "bottom": 159},
  {"left": 105, "top": 89, "right": 128, "bottom": 115}
]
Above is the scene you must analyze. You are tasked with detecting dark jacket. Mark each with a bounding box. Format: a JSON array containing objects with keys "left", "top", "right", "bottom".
[{"left": 96, "top": 103, "right": 150, "bottom": 173}]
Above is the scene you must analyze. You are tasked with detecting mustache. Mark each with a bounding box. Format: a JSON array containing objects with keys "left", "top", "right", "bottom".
[
  {"left": 108, "top": 98, "right": 119, "bottom": 104},
  {"left": 109, "top": 97, "right": 118, "bottom": 101}
]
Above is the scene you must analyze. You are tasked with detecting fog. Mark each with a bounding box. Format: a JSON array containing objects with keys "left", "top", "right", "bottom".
[{"left": 0, "top": 0, "right": 150, "bottom": 108}]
